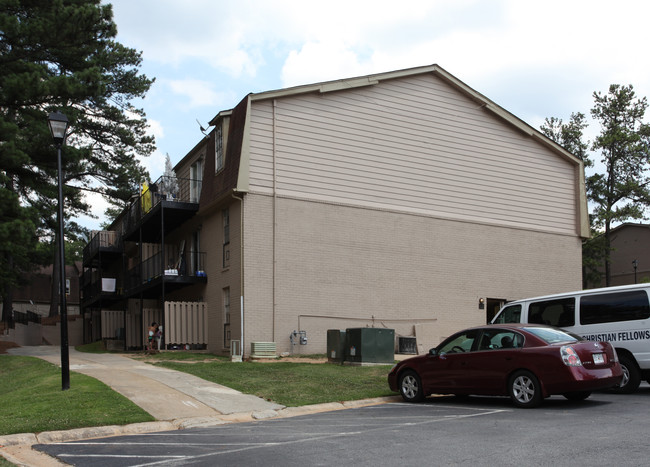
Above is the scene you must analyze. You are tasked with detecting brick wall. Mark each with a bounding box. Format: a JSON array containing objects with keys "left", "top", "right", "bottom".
[{"left": 242, "top": 193, "right": 582, "bottom": 355}]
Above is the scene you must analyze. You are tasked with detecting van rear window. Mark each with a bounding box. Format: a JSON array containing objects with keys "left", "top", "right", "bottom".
[{"left": 580, "top": 291, "right": 650, "bottom": 325}]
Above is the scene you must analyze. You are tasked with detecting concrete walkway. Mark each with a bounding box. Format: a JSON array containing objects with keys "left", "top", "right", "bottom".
[
  {"left": 0, "top": 345, "right": 399, "bottom": 466},
  {"left": 5, "top": 346, "right": 284, "bottom": 420}
]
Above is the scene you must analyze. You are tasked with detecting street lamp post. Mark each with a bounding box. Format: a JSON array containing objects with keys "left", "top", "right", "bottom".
[
  {"left": 47, "top": 111, "right": 70, "bottom": 391},
  {"left": 632, "top": 259, "right": 639, "bottom": 285}
]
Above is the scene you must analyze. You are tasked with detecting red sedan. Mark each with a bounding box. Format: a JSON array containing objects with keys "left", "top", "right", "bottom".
[{"left": 388, "top": 324, "right": 623, "bottom": 408}]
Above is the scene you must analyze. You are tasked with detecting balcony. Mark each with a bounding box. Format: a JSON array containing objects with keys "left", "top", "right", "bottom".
[
  {"left": 81, "top": 270, "right": 123, "bottom": 307},
  {"left": 124, "top": 250, "right": 207, "bottom": 299},
  {"left": 123, "top": 175, "right": 201, "bottom": 243},
  {"left": 83, "top": 230, "right": 123, "bottom": 267}
]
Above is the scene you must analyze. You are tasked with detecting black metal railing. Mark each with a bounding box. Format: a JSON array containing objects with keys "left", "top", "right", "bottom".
[
  {"left": 123, "top": 175, "right": 201, "bottom": 236},
  {"left": 83, "top": 230, "right": 122, "bottom": 261},
  {"left": 81, "top": 270, "right": 121, "bottom": 302},
  {"left": 12, "top": 310, "right": 41, "bottom": 325},
  {"left": 124, "top": 250, "right": 207, "bottom": 291}
]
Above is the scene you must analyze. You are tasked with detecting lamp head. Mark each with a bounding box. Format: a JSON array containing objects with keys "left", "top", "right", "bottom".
[{"left": 47, "top": 111, "right": 69, "bottom": 144}]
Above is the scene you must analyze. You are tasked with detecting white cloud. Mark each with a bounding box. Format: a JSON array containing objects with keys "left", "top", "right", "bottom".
[
  {"left": 146, "top": 119, "right": 164, "bottom": 140},
  {"left": 140, "top": 149, "right": 167, "bottom": 181},
  {"left": 281, "top": 42, "right": 371, "bottom": 87},
  {"left": 78, "top": 191, "right": 110, "bottom": 232},
  {"left": 91, "top": 0, "right": 650, "bottom": 233},
  {"left": 165, "top": 79, "right": 228, "bottom": 109}
]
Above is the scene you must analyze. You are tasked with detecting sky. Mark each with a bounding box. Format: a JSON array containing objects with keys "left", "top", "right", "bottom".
[{"left": 81, "top": 0, "right": 650, "bottom": 230}]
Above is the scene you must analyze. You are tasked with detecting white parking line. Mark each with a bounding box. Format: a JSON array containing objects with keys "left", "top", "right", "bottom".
[
  {"left": 59, "top": 454, "right": 186, "bottom": 459},
  {"left": 130, "top": 408, "right": 506, "bottom": 467}
]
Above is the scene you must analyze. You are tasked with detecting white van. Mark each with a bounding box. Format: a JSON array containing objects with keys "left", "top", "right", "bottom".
[{"left": 491, "top": 283, "right": 650, "bottom": 393}]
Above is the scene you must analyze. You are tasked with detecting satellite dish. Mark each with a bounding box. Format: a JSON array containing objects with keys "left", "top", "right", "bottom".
[{"left": 196, "top": 119, "right": 208, "bottom": 136}]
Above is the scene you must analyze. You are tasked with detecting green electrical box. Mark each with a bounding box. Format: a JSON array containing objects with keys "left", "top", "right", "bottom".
[
  {"left": 345, "top": 328, "right": 395, "bottom": 364},
  {"left": 327, "top": 329, "right": 346, "bottom": 363}
]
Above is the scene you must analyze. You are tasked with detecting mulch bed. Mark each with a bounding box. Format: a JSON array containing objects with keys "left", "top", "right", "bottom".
[{"left": 0, "top": 340, "right": 20, "bottom": 354}]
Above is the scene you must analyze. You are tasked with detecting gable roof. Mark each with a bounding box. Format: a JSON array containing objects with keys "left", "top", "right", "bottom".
[
  {"left": 203, "top": 64, "right": 588, "bottom": 236},
  {"left": 243, "top": 64, "right": 582, "bottom": 166}
]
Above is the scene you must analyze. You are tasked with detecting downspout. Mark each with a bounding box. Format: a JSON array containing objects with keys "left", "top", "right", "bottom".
[
  {"left": 161, "top": 204, "right": 166, "bottom": 350},
  {"left": 272, "top": 99, "right": 277, "bottom": 343},
  {"left": 139, "top": 225, "right": 144, "bottom": 350},
  {"left": 232, "top": 191, "right": 245, "bottom": 357}
]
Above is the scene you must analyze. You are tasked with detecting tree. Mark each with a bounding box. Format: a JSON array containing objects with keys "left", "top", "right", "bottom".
[
  {"left": 160, "top": 153, "right": 179, "bottom": 196},
  {"left": 590, "top": 85, "right": 650, "bottom": 286},
  {"left": 542, "top": 87, "right": 650, "bottom": 287},
  {"left": 0, "top": 0, "right": 155, "bottom": 318},
  {"left": 540, "top": 112, "right": 591, "bottom": 166}
]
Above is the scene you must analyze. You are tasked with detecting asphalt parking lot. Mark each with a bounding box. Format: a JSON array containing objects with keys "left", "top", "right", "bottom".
[{"left": 36, "top": 384, "right": 650, "bottom": 467}]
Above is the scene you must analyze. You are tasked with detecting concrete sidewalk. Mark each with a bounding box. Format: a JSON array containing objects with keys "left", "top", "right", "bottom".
[
  {"left": 6, "top": 346, "right": 285, "bottom": 420},
  {"left": 0, "top": 345, "right": 399, "bottom": 466}
]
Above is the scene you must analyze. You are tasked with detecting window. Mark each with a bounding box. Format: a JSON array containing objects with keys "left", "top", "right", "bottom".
[
  {"left": 524, "top": 326, "right": 579, "bottom": 344},
  {"left": 528, "top": 298, "right": 575, "bottom": 327},
  {"left": 438, "top": 330, "right": 478, "bottom": 354},
  {"left": 190, "top": 159, "right": 203, "bottom": 202},
  {"left": 222, "top": 209, "right": 230, "bottom": 268},
  {"left": 493, "top": 304, "right": 521, "bottom": 324},
  {"left": 223, "top": 208, "right": 230, "bottom": 244},
  {"left": 580, "top": 291, "right": 650, "bottom": 325},
  {"left": 66, "top": 278, "right": 70, "bottom": 296},
  {"left": 223, "top": 287, "right": 230, "bottom": 324},
  {"left": 223, "top": 287, "right": 230, "bottom": 348},
  {"left": 477, "top": 330, "right": 523, "bottom": 350},
  {"left": 215, "top": 124, "right": 224, "bottom": 172}
]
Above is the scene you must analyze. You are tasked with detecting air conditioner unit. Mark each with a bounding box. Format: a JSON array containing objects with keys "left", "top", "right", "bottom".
[
  {"left": 398, "top": 336, "right": 417, "bottom": 355},
  {"left": 250, "top": 342, "right": 277, "bottom": 360}
]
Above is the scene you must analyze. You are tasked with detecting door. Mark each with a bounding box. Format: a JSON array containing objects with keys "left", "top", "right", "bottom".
[
  {"left": 420, "top": 330, "right": 479, "bottom": 393},
  {"left": 464, "top": 329, "right": 524, "bottom": 395},
  {"left": 486, "top": 298, "right": 506, "bottom": 323}
]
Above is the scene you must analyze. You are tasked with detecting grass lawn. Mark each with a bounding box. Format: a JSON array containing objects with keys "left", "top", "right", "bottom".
[
  {"left": 132, "top": 353, "right": 396, "bottom": 407},
  {"left": 0, "top": 356, "right": 154, "bottom": 436},
  {"left": 0, "top": 344, "right": 396, "bottom": 436}
]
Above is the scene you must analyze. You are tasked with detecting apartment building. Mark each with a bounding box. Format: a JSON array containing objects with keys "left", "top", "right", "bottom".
[
  {"left": 597, "top": 223, "right": 650, "bottom": 287},
  {"left": 81, "top": 64, "right": 589, "bottom": 356}
]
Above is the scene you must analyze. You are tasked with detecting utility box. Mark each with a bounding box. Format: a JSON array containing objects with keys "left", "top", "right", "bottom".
[
  {"left": 327, "top": 329, "right": 346, "bottom": 363},
  {"left": 345, "top": 328, "right": 395, "bottom": 364}
]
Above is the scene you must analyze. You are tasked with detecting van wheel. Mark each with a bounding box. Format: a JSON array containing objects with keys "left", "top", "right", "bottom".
[
  {"left": 508, "top": 370, "right": 542, "bottom": 408},
  {"left": 611, "top": 355, "right": 641, "bottom": 394}
]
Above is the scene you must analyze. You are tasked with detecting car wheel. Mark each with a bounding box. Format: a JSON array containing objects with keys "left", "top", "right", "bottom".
[
  {"left": 508, "top": 370, "right": 542, "bottom": 408},
  {"left": 611, "top": 355, "right": 641, "bottom": 394},
  {"left": 399, "top": 370, "right": 424, "bottom": 402},
  {"left": 563, "top": 391, "right": 591, "bottom": 401}
]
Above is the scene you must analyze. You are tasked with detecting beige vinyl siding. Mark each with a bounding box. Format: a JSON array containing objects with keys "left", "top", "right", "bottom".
[{"left": 248, "top": 73, "right": 577, "bottom": 235}]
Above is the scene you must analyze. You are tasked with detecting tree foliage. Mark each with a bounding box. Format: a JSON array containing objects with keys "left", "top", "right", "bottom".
[
  {"left": 540, "top": 112, "right": 591, "bottom": 167},
  {"left": 590, "top": 85, "right": 650, "bottom": 285},
  {"left": 542, "top": 86, "right": 650, "bottom": 287},
  {"left": 0, "top": 0, "right": 155, "bottom": 317}
]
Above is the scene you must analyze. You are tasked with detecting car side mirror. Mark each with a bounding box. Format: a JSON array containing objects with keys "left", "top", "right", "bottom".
[{"left": 429, "top": 348, "right": 438, "bottom": 356}]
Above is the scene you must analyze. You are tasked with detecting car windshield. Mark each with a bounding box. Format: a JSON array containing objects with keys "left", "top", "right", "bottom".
[{"left": 524, "top": 326, "right": 581, "bottom": 344}]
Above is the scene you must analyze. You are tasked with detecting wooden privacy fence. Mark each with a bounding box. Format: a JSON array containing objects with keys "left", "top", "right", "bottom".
[
  {"left": 101, "top": 309, "right": 161, "bottom": 349},
  {"left": 101, "top": 310, "right": 123, "bottom": 340},
  {"left": 165, "top": 301, "right": 208, "bottom": 345},
  {"left": 100, "top": 302, "right": 206, "bottom": 349}
]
